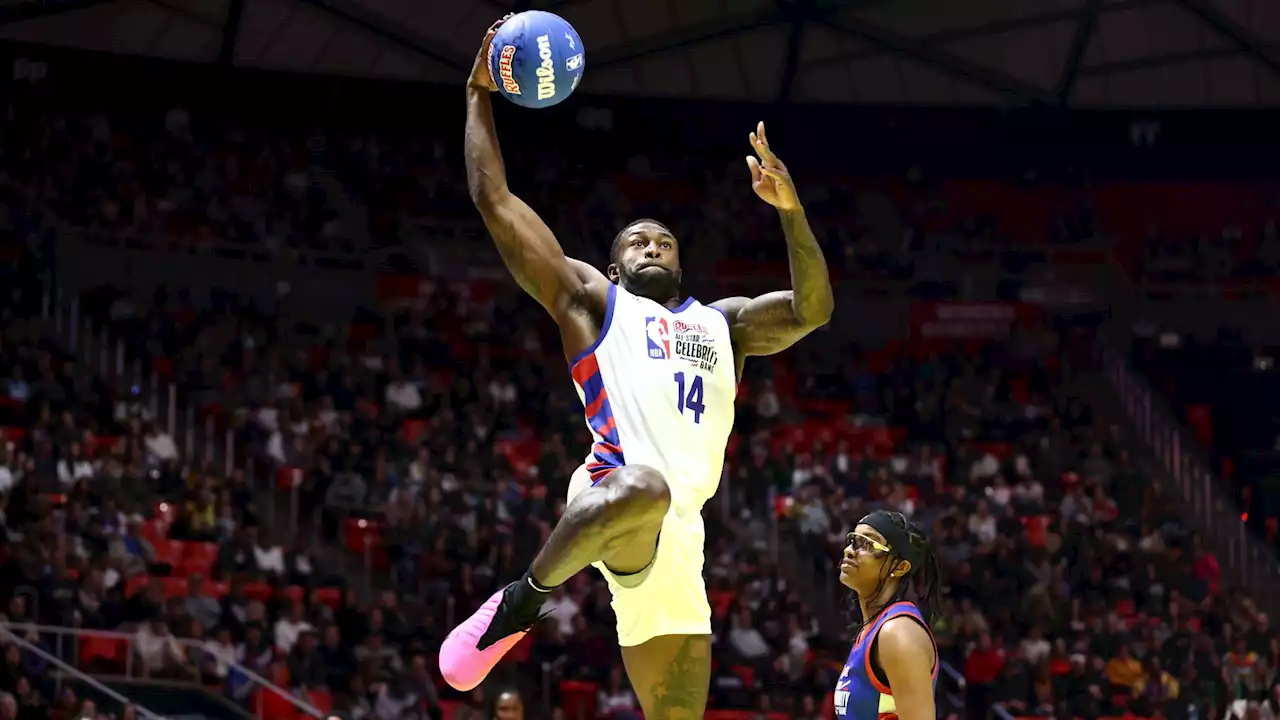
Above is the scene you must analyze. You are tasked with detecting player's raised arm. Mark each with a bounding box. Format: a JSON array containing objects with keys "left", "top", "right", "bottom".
[
  {"left": 465, "top": 22, "right": 605, "bottom": 317},
  {"left": 712, "top": 121, "right": 834, "bottom": 358}
]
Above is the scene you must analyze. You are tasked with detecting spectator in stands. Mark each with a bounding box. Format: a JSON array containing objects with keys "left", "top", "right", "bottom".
[
  {"left": 1104, "top": 643, "right": 1144, "bottom": 695},
  {"left": 216, "top": 527, "right": 260, "bottom": 576},
  {"left": 490, "top": 688, "right": 525, "bottom": 720},
  {"left": 200, "top": 626, "right": 237, "bottom": 683},
  {"left": 404, "top": 654, "right": 443, "bottom": 719},
  {"left": 143, "top": 422, "right": 179, "bottom": 465},
  {"left": 964, "top": 632, "right": 1005, "bottom": 717},
  {"left": 253, "top": 530, "right": 286, "bottom": 579},
  {"left": 287, "top": 630, "right": 326, "bottom": 692},
  {"left": 134, "top": 615, "right": 189, "bottom": 679},
  {"left": 274, "top": 602, "right": 313, "bottom": 654},
  {"left": 320, "top": 624, "right": 356, "bottom": 693},
  {"left": 236, "top": 623, "right": 273, "bottom": 677},
  {"left": 56, "top": 443, "right": 93, "bottom": 487},
  {"left": 184, "top": 573, "right": 221, "bottom": 629}
]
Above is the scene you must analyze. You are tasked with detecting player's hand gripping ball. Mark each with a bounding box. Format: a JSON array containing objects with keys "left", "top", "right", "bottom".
[{"left": 487, "top": 11, "right": 585, "bottom": 109}]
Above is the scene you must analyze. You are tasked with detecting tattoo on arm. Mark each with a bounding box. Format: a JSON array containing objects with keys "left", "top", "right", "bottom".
[
  {"left": 778, "top": 207, "right": 834, "bottom": 328},
  {"left": 715, "top": 208, "right": 834, "bottom": 358}
]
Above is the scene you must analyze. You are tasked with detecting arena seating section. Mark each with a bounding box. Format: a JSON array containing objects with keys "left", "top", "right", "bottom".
[{"left": 1, "top": 91, "right": 1278, "bottom": 720}]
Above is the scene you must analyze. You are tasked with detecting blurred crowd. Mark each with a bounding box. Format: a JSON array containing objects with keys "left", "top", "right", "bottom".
[
  {"left": 0, "top": 94, "right": 1278, "bottom": 720},
  {"left": 784, "top": 327, "right": 1280, "bottom": 720}
]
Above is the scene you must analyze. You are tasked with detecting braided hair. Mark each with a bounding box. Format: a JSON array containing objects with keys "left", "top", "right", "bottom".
[{"left": 846, "top": 510, "right": 943, "bottom": 636}]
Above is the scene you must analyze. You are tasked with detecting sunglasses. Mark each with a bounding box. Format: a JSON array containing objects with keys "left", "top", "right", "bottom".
[{"left": 847, "top": 531, "right": 892, "bottom": 555}]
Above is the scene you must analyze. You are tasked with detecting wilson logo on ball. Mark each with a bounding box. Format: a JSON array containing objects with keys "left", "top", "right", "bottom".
[
  {"left": 535, "top": 34, "right": 556, "bottom": 100},
  {"left": 498, "top": 45, "right": 521, "bottom": 95}
]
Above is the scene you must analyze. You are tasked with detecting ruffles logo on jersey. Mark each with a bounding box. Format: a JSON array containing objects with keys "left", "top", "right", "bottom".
[{"left": 646, "top": 317, "right": 719, "bottom": 372}]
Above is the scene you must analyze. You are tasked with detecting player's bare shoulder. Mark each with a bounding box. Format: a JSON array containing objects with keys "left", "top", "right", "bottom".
[{"left": 549, "top": 258, "right": 613, "bottom": 361}]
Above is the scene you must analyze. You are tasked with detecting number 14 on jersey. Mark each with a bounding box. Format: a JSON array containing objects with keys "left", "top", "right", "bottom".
[{"left": 673, "top": 372, "right": 706, "bottom": 424}]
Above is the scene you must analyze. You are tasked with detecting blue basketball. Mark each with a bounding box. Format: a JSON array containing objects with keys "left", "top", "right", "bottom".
[{"left": 488, "top": 11, "right": 585, "bottom": 109}]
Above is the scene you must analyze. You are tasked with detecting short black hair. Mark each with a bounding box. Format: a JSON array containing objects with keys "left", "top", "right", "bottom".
[{"left": 610, "top": 218, "right": 672, "bottom": 264}]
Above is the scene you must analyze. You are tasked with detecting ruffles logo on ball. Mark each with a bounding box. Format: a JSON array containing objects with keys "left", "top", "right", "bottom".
[{"left": 498, "top": 45, "right": 521, "bottom": 95}]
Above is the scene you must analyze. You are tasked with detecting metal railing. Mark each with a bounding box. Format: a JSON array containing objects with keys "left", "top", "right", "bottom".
[
  {"left": 1095, "top": 335, "right": 1280, "bottom": 613},
  {"left": 34, "top": 291, "right": 318, "bottom": 718},
  {"left": 0, "top": 623, "right": 323, "bottom": 719},
  {"left": 0, "top": 625, "right": 165, "bottom": 720}
]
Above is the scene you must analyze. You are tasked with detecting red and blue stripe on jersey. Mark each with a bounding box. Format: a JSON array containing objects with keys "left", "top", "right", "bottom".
[
  {"left": 571, "top": 351, "right": 625, "bottom": 483},
  {"left": 569, "top": 284, "right": 623, "bottom": 485}
]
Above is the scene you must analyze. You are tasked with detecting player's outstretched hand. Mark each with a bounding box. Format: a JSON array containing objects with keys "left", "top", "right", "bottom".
[
  {"left": 469, "top": 15, "right": 513, "bottom": 92},
  {"left": 747, "top": 121, "right": 800, "bottom": 212}
]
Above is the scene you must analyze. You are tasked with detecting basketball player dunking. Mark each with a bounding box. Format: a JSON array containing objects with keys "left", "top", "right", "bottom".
[{"left": 440, "top": 19, "right": 835, "bottom": 719}]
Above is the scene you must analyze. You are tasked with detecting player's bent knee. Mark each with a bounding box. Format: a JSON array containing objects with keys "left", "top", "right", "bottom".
[
  {"left": 597, "top": 466, "right": 670, "bottom": 577},
  {"left": 614, "top": 465, "right": 671, "bottom": 524}
]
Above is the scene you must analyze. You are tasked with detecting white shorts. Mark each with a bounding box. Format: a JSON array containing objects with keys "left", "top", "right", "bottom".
[{"left": 566, "top": 463, "right": 713, "bottom": 647}]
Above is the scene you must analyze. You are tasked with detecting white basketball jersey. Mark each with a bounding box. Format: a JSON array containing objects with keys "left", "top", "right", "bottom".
[{"left": 569, "top": 283, "right": 737, "bottom": 514}]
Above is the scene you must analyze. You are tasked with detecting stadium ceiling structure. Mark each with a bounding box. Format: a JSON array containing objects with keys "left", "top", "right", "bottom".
[{"left": 2, "top": 0, "right": 1279, "bottom": 106}]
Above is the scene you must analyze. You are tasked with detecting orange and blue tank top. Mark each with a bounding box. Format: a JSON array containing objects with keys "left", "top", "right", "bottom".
[{"left": 834, "top": 601, "right": 938, "bottom": 720}]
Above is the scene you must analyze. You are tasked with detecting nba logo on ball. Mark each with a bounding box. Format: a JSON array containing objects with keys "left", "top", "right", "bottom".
[{"left": 489, "top": 10, "right": 585, "bottom": 109}]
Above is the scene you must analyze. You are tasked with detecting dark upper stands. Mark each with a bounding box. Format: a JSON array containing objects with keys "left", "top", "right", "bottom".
[{"left": 1131, "top": 336, "right": 1280, "bottom": 550}]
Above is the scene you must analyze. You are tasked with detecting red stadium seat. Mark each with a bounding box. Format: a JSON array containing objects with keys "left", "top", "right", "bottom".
[
  {"left": 150, "top": 538, "right": 184, "bottom": 566},
  {"left": 249, "top": 688, "right": 299, "bottom": 720},
  {"left": 152, "top": 356, "right": 174, "bottom": 378},
  {"left": 729, "top": 664, "right": 755, "bottom": 687},
  {"left": 124, "top": 575, "right": 149, "bottom": 598},
  {"left": 141, "top": 519, "right": 167, "bottom": 546},
  {"left": 1022, "top": 515, "right": 1050, "bottom": 548},
  {"left": 708, "top": 589, "right": 734, "bottom": 618},
  {"left": 161, "top": 576, "right": 189, "bottom": 600},
  {"left": 975, "top": 442, "right": 1012, "bottom": 461},
  {"left": 244, "top": 582, "right": 272, "bottom": 603},
  {"left": 1185, "top": 404, "right": 1213, "bottom": 447},
  {"left": 154, "top": 501, "right": 177, "bottom": 525},
  {"left": 344, "top": 517, "right": 380, "bottom": 554},
  {"left": 80, "top": 636, "right": 128, "bottom": 670},
  {"left": 276, "top": 466, "right": 301, "bottom": 491},
  {"left": 401, "top": 419, "right": 428, "bottom": 445},
  {"left": 306, "top": 688, "right": 332, "bottom": 714},
  {"left": 314, "top": 586, "right": 342, "bottom": 609},
  {"left": 89, "top": 435, "right": 120, "bottom": 456},
  {"left": 176, "top": 542, "right": 219, "bottom": 576},
  {"left": 557, "top": 680, "right": 598, "bottom": 720}
]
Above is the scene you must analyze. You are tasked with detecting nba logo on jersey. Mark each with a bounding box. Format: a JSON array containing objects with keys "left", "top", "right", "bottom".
[{"left": 645, "top": 317, "right": 671, "bottom": 360}]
